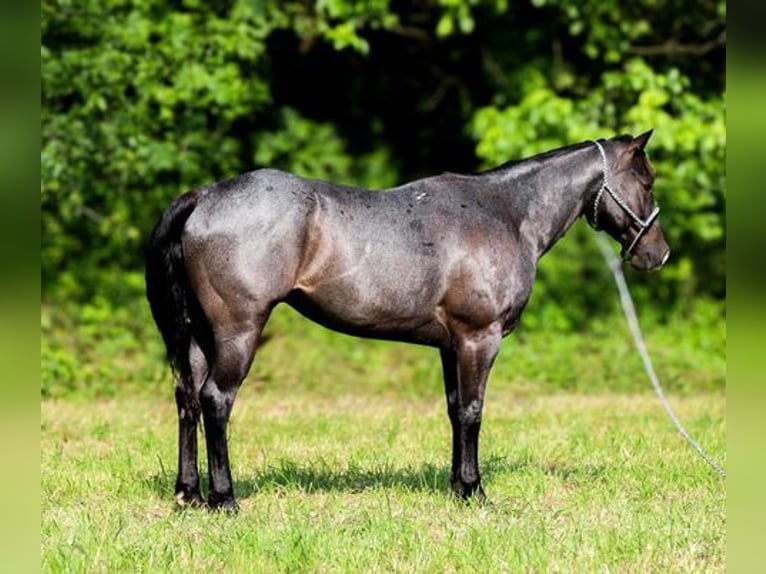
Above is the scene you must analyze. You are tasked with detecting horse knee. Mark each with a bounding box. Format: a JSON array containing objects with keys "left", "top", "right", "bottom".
[
  {"left": 199, "top": 381, "right": 235, "bottom": 421},
  {"left": 459, "top": 398, "right": 483, "bottom": 426}
]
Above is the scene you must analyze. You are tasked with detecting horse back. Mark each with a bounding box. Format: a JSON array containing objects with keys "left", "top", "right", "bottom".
[{"left": 180, "top": 168, "right": 532, "bottom": 344}]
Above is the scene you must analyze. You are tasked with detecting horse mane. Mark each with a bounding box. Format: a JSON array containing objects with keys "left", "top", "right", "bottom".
[{"left": 476, "top": 135, "right": 633, "bottom": 177}]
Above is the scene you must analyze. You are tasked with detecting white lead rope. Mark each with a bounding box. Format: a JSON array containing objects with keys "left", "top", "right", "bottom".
[{"left": 595, "top": 233, "right": 726, "bottom": 479}]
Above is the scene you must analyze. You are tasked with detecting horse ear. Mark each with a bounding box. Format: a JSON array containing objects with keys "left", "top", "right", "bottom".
[{"left": 632, "top": 129, "right": 654, "bottom": 150}]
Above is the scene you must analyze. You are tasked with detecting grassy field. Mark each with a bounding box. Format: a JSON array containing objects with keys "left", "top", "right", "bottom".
[{"left": 41, "top": 385, "right": 725, "bottom": 572}]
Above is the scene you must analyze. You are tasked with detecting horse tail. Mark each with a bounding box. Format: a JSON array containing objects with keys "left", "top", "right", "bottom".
[{"left": 145, "top": 188, "right": 210, "bottom": 381}]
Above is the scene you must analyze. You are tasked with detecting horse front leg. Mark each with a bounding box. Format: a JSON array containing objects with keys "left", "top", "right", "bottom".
[
  {"left": 440, "top": 347, "right": 462, "bottom": 495},
  {"left": 449, "top": 323, "right": 501, "bottom": 500},
  {"left": 174, "top": 340, "right": 206, "bottom": 507}
]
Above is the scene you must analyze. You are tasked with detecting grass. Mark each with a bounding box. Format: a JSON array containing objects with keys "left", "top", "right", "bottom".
[
  {"left": 41, "top": 386, "right": 726, "bottom": 572},
  {"left": 41, "top": 276, "right": 726, "bottom": 570}
]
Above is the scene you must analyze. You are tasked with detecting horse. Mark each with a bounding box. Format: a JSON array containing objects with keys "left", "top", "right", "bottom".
[{"left": 145, "top": 130, "right": 669, "bottom": 511}]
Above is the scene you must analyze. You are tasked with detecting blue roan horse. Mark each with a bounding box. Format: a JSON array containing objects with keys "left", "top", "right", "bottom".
[{"left": 145, "top": 131, "right": 669, "bottom": 511}]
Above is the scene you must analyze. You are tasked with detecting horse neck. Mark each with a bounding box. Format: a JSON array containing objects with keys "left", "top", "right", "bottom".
[{"left": 485, "top": 144, "right": 602, "bottom": 261}]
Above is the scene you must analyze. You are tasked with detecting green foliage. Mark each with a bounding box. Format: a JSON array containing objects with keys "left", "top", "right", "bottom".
[
  {"left": 42, "top": 0, "right": 725, "bottom": 304},
  {"left": 41, "top": 284, "right": 725, "bottom": 400},
  {"left": 41, "top": 1, "right": 725, "bottom": 397},
  {"left": 253, "top": 107, "right": 398, "bottom": 188},
  {"left": 43, "top": 0, "right": 274, "bottom": 290},
  {"left": 310, "top": 0, "right": 400, "bottom": 54},
  {"left": 435, "top": 0, "right": 509, "bottom": 37},
  {"left": 469, "top": 0, "right": 725, "bottom": 320},
  {"left": 41, "top": 272, "right": 167, "bottom": 399}
]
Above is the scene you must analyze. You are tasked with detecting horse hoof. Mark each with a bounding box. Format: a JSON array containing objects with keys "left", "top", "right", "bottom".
[
  {"left": 472, "top": 485, "right": 488, "bottom": 505},
  {"left": 207, "top": 501, "right": 239, "bottom": 514},
  {"left": 451, "top": 481, "right": 488, "bottom": 504},
  {"left": 174, "top": 490, "right": 205, "bottom": 509},
  {"left": 206, "top": 492, "right": 239, "bottom": 514}
]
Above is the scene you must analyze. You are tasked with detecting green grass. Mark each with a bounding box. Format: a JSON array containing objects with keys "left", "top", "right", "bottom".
[
  {"left": 41, "top": 278, "right": 726, "bottom": 570},
  {"left": 41, "top": 387, "right": 725, "bottom": 572}
]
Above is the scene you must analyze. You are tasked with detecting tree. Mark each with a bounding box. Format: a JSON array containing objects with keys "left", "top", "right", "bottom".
[{"left": 42, "top": 0, "right": 725, "bottom": 324}]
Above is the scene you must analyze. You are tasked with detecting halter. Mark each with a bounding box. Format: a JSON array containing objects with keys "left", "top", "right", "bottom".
[{"left": 589, "top": 140, "right": 661, "bottom": 260}]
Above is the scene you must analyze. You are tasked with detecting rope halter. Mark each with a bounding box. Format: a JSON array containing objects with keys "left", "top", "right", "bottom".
[{"left": 590, "top": 140, "right": 661, "bottom": 259}]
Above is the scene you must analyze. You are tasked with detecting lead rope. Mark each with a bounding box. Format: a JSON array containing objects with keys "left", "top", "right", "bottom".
[{"left": 595, "top": 233, "right": 726, "bottom": 479}]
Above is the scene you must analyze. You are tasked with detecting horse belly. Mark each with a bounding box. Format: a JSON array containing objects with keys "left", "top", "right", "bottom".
[{"left": 290, "top": 244, "right": 447, "bottom": 342}]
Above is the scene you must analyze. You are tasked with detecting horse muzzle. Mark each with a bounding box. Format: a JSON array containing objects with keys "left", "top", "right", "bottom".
[{"left": 626, "top": 225, "right": 671, "bottom": 272}]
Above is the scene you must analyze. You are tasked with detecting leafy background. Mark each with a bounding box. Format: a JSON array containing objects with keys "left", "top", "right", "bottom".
[{"left": 41, "top": 0, "right": 725, "bottom": 397}]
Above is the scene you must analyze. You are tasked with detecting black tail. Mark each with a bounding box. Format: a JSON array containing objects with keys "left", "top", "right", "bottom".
[{"left": 145, "top": 189, "right": 209, "bottom": 381}]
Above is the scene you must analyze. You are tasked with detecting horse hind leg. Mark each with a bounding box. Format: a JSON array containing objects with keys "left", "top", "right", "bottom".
[
  {"left": 199, "top": 325, "right": 262, "bottom": 512},
  {"left": 174, "top": 339, "right": 207, "bottom": 507}
]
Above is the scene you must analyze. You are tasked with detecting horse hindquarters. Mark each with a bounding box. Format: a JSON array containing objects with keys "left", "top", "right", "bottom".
[{"left": 179, "top": 189, "right": 311, "bottom": 510}]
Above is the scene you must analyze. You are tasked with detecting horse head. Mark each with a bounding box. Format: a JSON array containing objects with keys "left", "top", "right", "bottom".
[{"left": 591, "top": 130, "right": 670, "bottom": 272}]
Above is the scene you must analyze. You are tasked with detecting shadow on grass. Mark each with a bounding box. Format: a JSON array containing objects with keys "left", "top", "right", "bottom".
[
  {"left": 237, "top": 459, "right": 451, "bottom": 497},
  {"left": 143, "top": 459, "right": 452, "bottom": 499},
  {"left": 144, "top": 454, "right": 607, "bottom": 501}
]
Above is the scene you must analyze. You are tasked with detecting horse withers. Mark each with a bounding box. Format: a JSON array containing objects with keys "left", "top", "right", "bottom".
[{"left": 145, "top": 131, "right": 669, "bottom": 511}]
